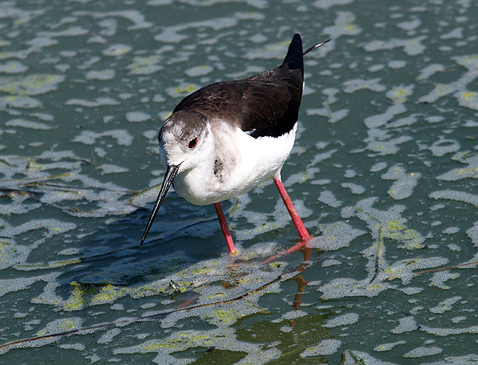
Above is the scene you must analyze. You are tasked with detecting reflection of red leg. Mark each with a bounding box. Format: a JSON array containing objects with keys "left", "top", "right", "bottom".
[
  {"left": 273, "top": 176, "right": 312, "bottom": 242},
  {"left": 214, "top": 202, "right": 237, "bottom": 255}
]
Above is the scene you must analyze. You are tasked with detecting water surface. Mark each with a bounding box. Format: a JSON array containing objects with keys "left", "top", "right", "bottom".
[{"left": 1, "top": 0, "right": 478, "bottom": 363}]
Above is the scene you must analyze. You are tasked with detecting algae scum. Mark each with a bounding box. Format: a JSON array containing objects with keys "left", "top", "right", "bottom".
[{"left": 1, "top": 0, "right": 478, "bottom": 363}]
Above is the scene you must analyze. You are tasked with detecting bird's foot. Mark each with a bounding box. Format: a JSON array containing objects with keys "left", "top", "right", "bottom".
[{"left": 262, "top": 236, "right": 316, "bottom": 264}]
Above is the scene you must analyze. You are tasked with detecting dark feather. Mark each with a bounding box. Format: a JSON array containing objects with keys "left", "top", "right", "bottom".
[{"left": 173, "top": 34, "right": 305, "bottom": 138}]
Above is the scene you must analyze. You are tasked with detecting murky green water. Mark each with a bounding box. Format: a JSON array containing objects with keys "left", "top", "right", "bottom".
[{"left": 1, "top": 0, "right": 478, "bottom": 363}]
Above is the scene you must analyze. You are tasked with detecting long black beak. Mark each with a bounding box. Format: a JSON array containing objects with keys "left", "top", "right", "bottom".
[{"left": 140, "top": 164, "right": 181, "bottom": 246}]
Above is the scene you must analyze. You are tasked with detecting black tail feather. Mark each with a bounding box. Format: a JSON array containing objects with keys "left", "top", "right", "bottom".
[
  {"left": 282, "top": 33, "right": 304, "bottom": 77},
  {"left": 303, "top": 39, "right": 331, "bottom": 56}
]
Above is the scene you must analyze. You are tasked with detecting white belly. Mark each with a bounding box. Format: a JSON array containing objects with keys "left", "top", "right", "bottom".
[{"left": 173, "top": 123, "right": 297, "bottom": 205}]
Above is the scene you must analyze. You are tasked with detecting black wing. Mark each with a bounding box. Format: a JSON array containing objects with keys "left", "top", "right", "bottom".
[{"left": 173, "top": 34, "right": 304, "bottom": 138}]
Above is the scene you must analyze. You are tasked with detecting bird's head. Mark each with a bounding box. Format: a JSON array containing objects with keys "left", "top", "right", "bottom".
[
  {"left": 140, "top": 110, "right": 213, "bottom": 246},
  {"left": 159, "top": 109, "right": 214, "bottom": 174}
]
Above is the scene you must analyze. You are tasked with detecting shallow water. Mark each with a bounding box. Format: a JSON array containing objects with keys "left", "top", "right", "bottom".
[{"left": 1, "top": 0, "right": 478, "bottom": 363}]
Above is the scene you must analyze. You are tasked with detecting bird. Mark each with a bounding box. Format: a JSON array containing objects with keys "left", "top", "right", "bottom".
[{"left": 141, "top": 34, "right": 330, "bottom": 255}]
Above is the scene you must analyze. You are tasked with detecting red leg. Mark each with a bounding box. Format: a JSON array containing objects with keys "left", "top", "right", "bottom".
[
  {"left": 214, "top": 202, "right": 237, "bottom": 255},
  {"left": 273, "top": 176, "right": 312, "bottom": 242},
  {"left": 262, "top": 242, "right": 312, "bottom": 264}
]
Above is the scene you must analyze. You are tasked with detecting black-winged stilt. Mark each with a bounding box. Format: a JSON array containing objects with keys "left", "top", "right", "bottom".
[{"left": 141, "top": 34, "right": 329, "bottom": 254}]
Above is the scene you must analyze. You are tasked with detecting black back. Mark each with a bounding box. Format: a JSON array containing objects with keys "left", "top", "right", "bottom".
[{"left": 173, "top": 34, "right": 304, "bottom": 138}]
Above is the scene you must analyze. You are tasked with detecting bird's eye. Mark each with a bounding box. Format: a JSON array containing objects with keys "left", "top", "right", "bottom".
[{"left": 188, "top": 138, "right": 198, "bottom": 149}]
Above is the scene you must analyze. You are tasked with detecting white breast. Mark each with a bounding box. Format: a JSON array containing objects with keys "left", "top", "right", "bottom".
[{"left": 172, "top": 122, "right": 298, "bottom": 205}]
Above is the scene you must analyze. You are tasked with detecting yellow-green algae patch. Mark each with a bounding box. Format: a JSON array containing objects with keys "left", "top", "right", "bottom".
[
  {"left": 57, "top": 250, "right": 273, "bottom": 311},
  {"left": 385, "top": 220, "right": 405, "bottom": 231},
  {"left": 0, "top": 74, "right": 65, "bottom": 95},
  {"left": 457, "top": 90, "right": 478, "bottom": 110},
  {"left": 205, "top": 292, "right": 226, "bottom": 299},
  {"left": 36, "top": 317, "right": 83, "bottom": 337},
  {"left": 127, "top": 55, "right": 163, "bottom": 75},
  {"left": 61, "top": 281, "right": 168, "bottom": 311},
  {"left": 455, "top": 166, "right": 478, "bottom": 175},
  {"left": 386, "top": 85, "right": 414, "bottom": 103},
  {"left": 381, "top": 220, "right": 423, "bottom": 250},
  {"left": 385, "top": 257, "right": 449, "bottom": 284},
  {"left": 166, "top": 83, "right": 199, "bottom": 98},
  {"left": 90, "top": 284, "right": 126, "bottom": 306},
  {"left": 0, "top": 241, "right": 14, "bottom": 265},
  {"left": 204, "top": 308, "right": 243, "bottom": 326},
  {"left": 352, "top": 199, "right": 425, "bottom": 250},
  {"left": 142, "top": 332, "right": 211, "bottom": 351},
  {"left": 114, "top": 327, "right": 281, "bottom": 364},
  {"left": 102, "top": 44, "right": 132, "bottom": 57},
  {"left": 62, "top": 282, "right": 97, "bottom": 311}
]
